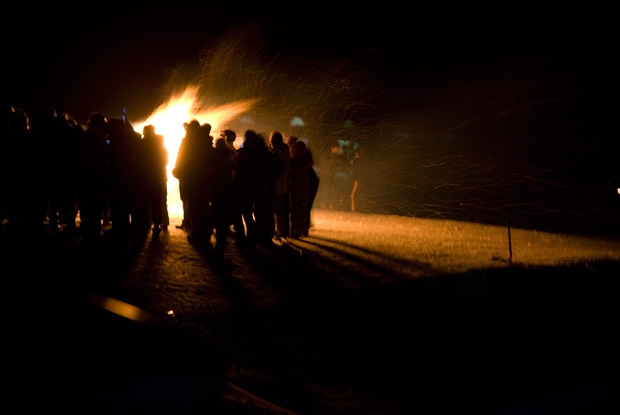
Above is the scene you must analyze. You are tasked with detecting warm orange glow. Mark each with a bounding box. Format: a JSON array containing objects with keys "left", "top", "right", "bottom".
[{"left": 132, "top": 85, "right": 256, "bottom": 219}]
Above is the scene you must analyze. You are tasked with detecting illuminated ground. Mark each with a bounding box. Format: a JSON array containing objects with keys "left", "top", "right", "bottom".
[{"left": 3, "top": 209, "right": 620, "bottom": 414}]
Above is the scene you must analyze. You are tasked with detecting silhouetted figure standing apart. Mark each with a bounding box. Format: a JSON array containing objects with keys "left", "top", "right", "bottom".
[
  {"left": 141, "top": 124, "right": 168, "bottom": 237},
  {"left": 350, "top": 146, "right": 370, "bottom": 212},
  {"left": 319, "top": 143, "right": 346, "bottom": 209}
]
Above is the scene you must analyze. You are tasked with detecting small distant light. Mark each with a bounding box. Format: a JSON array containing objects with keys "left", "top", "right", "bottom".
[
  {"left": 290, "top": 116, "right": 305, "bottom": 127},
  {"left": 617, "top": 188, "right": 620, "bottom": 195},
  {"left": 167, "top": 310, "right": 175, "bottom": 317}
]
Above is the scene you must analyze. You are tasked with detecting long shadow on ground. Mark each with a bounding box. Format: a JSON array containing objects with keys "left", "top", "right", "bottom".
[
  {"left": 225, "top": 241, "right": 620, "bottom": 414},
  {"left": 4, "top": 228, "right": 620, "bottom": 414}
]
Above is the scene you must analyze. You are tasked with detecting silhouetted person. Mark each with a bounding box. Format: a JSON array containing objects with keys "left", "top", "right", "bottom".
[
  {"left": 141, "top": 125, "right": 168, "bottom": 237},
  {"left": 106, "top": 117, "right": 147, "bottom": 245},
  {"left": 174, "top": 121, "right": 214, "bottom": 243},
  {"left": 269, "top": 130, "right": 291, "bottom": 240},
  {"left": 319, "top": 143, "right": 346, "bottom": 209},
  {"left": 288, "top": 139, "right": 313, "bottom": 239},
  {"left": 58, "top": 114, "right": 84, "bottom": 233},
  {"left": 235, "top": 130, "right": 283, "bottom": 246},
  {"left": 256, "top": 132, "right": 283, "bottom": 245},
  {"left": 287, "top": 136, "right": 318, "bottom": 237},
  {"left": 221, "top": 129, "right": 244, "bottom": 239},
  {"left": 172, "top": 121, "right": 197, "bottom": 232},
  {"left": 2, "top": 107, "right": 45, "bottom": 240},
  {"left": 76, "top": 111, "right": 109, "bottom": 247},
  {"left": 28, "top": 107, "right": 49, "bottom": 238},
  {"left": 210, "top": 137, "right": 235, "bottom": 259},
  {"left": 27, "top": 107, "right": 78, "bottom": 232},
  {"left": 232, "top": 130, "right": 255, "bottom": 244},
  {"left": 350, "top": 146, "right": 369, "bottom": 212}
]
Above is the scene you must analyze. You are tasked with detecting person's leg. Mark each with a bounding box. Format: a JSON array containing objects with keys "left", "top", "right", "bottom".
[
  {"left": 161, "top": 181, "right": 169, "bottom": 230},
  {"left": 176, "top": 180, "right": 190, "bottom": 230},
  {"left": 151, "top": 186, "right": 163, "bottom": 234}
]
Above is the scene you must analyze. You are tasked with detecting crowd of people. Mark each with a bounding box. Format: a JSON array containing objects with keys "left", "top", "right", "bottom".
[
  {"left": 0, "top": 105, "right": 170, "bottom": 249},
  {"left": 171, "top": 120, "right": 320, "bottom": 259},
  {"left": 0, "top": 105, "right": 320, "bottom": 261}
]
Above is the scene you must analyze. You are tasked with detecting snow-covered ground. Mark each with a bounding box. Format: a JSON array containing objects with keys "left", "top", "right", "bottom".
[
  {"left": 307, "top": 209, "right": 620, "bottom": 276},
  {"left": 5, "top": 208, "right": 620, "bottom": 414}
]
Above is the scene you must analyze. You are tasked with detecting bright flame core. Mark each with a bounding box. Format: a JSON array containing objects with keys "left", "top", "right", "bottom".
[{"left": 132, "top": 85, "right": 256, "bottom": 219}]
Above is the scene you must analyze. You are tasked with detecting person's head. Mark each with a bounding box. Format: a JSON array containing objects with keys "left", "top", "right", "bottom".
[
  {"left": 200, "top": 123, "right": 213, "bottom": 143},
  {"left": 222, "top": 129, "right": 236, "bottom": 143},
  {"left": 269, "top": 130, "right": 284, "bottom": 147},
  {"left": 185, "top": 119, "right": 200, "bottom": 137},
  {"left": 88, "top": 112, "right": 106, "bottom": 130},
  {"left": 286, "top": 135, "right": 299, "bottom": 148},
  {"left": 243, "top": 130, "right": 259, "bottom": 147},
  {"left": 143, "top": 124, "right": 155, "bottom": 137}
]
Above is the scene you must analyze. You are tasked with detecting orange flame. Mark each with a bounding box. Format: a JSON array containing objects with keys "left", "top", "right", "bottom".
[{"left": 132, "top": 85, "right": 256, "bottom": 219}]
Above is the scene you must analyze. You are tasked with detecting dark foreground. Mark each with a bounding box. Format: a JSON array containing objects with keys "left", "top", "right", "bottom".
[{"left": 2, "top": 217, "right": 620, "bottom": 414}]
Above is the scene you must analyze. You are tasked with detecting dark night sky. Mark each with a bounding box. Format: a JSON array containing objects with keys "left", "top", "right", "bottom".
[
  {"left": 4, "top": 3, "right": 618, "bottom": 234},
  {"left": 4, "top": 4, "right": 616, "bottom": 129}
]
